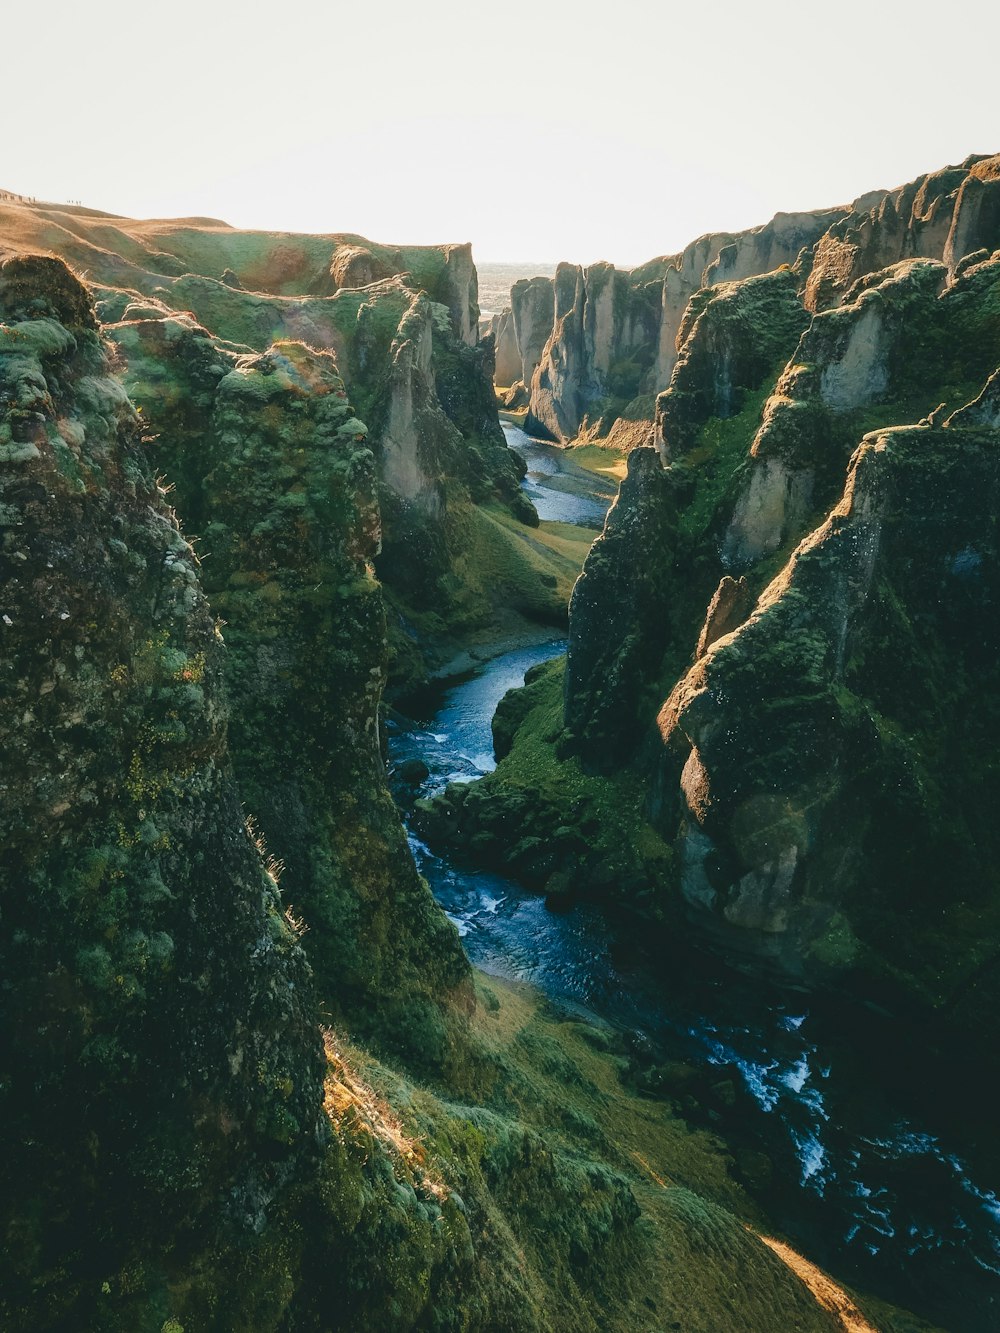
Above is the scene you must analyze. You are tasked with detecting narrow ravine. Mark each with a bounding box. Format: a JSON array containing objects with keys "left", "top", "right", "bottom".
[{"left": 388, "top": 425, "right": 1000, "bottom": 1333}]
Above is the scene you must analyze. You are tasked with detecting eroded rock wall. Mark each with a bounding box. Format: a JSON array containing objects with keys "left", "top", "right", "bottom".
[
  {"left": 495, "top": 157, "right": 1000, "bottom": 450},
  {"left": 0, "top": 256, "right": 327, "bottom": 1326},
  {"left": 659, "top": 415, "right": 1000, "bottom": 1007},
  {"left": 105, "top": 300, "right": 475, "bottom": 1072},
  {"left": 471, "top": 164, "right": 1000, "bottom": 1030}
]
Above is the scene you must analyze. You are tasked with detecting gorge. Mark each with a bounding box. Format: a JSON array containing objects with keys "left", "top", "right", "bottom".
[{"left": 2, "top": 152, "right": 999, "bottom": 1333}]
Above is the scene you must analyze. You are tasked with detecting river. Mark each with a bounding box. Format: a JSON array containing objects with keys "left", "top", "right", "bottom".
[{"left": 388, "top": 424, "right": 1000, "bottom": 1331}]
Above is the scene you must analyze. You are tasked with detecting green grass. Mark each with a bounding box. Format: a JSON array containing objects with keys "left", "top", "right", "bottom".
[
  {"left": 468, "top": 658, "right": 674, "bottom": 903},
  {"left": 338, "top": 969, "right": 922, "bottom": 1332},
  {"left": 677, "top": 376, "right": 776, "bottom": 542},
  {"left": 566, "top": 442, "right": 628, "bottom": 482}
]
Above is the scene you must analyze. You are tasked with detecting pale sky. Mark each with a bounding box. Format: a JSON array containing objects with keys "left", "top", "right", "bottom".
[{"left": 6, "top": 0, "right": 998, "bottom": 268}]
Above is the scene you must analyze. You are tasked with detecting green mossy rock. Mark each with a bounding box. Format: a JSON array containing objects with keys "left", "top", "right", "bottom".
[{"left": 0, "top": 255, "right": 325, "bottom": 1328}]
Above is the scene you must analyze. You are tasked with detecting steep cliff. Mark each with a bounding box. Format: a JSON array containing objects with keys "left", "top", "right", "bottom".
[
  {"left": 1, "top": 255, "right": 855, "bottom": 1333},
  {"left": 658, "top": 414, "right": 1000, "bottom": 1005},
  {"left": 0, "top": 204, "right": 557, "bottom": 686},
  {"left": 108, "top": 311, "right": 472, "bottom": 1069},
  {"left": 805, "top": 155, "right": 1000, "bottom": 309},
  {"left": 492, "top": 305, "right": 522, "bottom": 386},
  {"left": 0, "top": 255, "right": 323, "bottom": 1326},
  {"left": 567, "top": 267, "right": 811, "bottom": 767},
  {"left": 511, "top": 210, "right": 839, "bottom": 445},
  {"left": 525, "top": 261, "right": 662, "bottom": 442},
  {"left": 437, "top": 161, "right": 1000, "bottom": 1034},
  {"left": 492, "top": 156, "right": 998, "bottom": 451}
]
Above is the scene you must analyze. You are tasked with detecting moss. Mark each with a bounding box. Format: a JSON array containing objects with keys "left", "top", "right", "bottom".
[
  {"left": 0, "top": 257, "right": 325, "bottom": 1333},
  {"left": 677, "top": 374, "right": 776, "bottom": 542}
]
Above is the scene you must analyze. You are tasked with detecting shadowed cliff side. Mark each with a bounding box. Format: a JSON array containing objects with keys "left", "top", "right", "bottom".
[{"left": 0, "top": 256, "right": 329, "bottom": 1325}]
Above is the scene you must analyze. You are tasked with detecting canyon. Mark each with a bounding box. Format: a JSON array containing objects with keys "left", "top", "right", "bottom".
[{"left": 2, "top": 153, "right": 998, "bottom": 1332}]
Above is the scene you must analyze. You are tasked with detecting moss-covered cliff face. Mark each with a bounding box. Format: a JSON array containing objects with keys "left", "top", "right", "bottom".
[
  {"left": 435, "top": 166, "right": 1000, "bottom": 1040},
  {"left": 2, "top": 255, "right": 866, "bottom": 1333},
  {"left": 658, "top": 417, "right": 1000, "bottom": 1008},
  {"left": 490, "top": 155, "right": 999, "bottom": 451},
  {"left": 102, "top": 305, "right": 473, "bottom": 1075},
  {"left": 0, "top": 256, "right": 328, "bottom": 1325},
  {"left": 566, "top": 268, "right": 812, "bottom": 769}
]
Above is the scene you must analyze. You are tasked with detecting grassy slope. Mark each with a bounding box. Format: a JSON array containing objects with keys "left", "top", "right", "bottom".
[{"left": 342, "top": 972, "right": 938, "bottom": 1333}]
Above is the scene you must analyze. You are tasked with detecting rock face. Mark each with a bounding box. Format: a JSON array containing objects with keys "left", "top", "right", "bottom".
[
  {"left": 105, "top": 300, "right": 474, "bottom": 1071},
  {"left": 721, "top": 253, "right": 1000, "bottom": 571},
  {"left": 526, "top": 261, "right": 662, "bottom": 442},
  {"left": 467, "top": 158, "right": 1000, "bottom": 1040},
  {"left": 566, "top": 268, "right": 810, "bottom": 768},
  {"left": 659, "top": 416, "right": 1000, "bottom": 998},
  {"left": 493, "top": 304, "right": 522, "bottom": 385},
  {"left": 805, "top": 154, "right": 999, "bottom": 308},
  {"left": 654, "top": 268, "right": 810, "bottom": 461},
  {"left": 0, "top": 256, "right": 326, "bottom": 1324},
  {"left": 488, "top": 156, "right": 999, "bottom": 449},
  {"left": 510, "top": 274, "right": 555, "bottom": 399},
  {"left": 564, "top": 447, "right": 685, "bottom": 766}
]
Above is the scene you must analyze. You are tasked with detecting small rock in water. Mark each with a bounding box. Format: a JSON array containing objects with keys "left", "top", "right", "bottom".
[{"left": 396, "top": 758, "right": 430, "bottom": 785}]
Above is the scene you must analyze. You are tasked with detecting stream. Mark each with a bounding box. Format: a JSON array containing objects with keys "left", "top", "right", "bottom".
[{"left": 388, "top": 425, "right": 1000, "bottom": 1331}]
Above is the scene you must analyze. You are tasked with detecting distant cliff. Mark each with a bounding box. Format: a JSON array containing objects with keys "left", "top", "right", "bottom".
[{"left": 491, "top": 154, "right": 1000, "bottom": 448}]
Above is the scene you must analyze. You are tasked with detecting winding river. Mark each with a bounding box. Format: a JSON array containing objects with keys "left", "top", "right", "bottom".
[{"left": 388, "top": 422, "right": 1000, "bottom": 1331}]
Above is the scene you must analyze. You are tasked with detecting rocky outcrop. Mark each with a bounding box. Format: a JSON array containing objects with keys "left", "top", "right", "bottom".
[
  {"left": 515, "top": 211, "right": 838, "bottom": 446},
  {"left": 493, "top": 304, "right": 522, "bottom": 385},
  {"left": 658, "top": 411, "right": 1000, "bottom": 1005},
  {"left": 564, "top": 447, "right": 687, "bottom": 766},
  {"left": 526, "top": 261, "right": 662, "bottom": 442},
  {"left": 804, "top": 154, "right": 1000, "bottom": 309},
  {"left": 653, "top": 209, "right": 843, "bottom": 387},
  {"left": 654, "top": 268, "right": 810, "bottom": 461},
  {"left": 510, "top": 273, "right": 555, "bottom": 398},
  {"left": 695, "top": 575, "right": 753, "bottom": 657},
  {"left": 329, "top": 242, "right": 398, "bottom": 290},
  {"left": 440, "top": 241, "right": 480, "bottom": 346},
  {"left": 722, "top": 253, "right": 1000, "bottom": 570}
]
